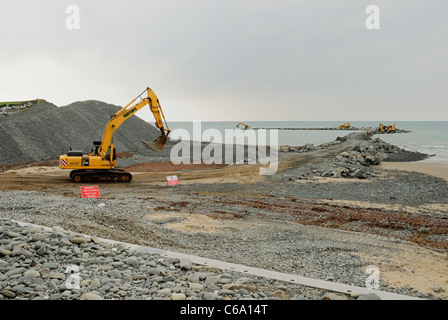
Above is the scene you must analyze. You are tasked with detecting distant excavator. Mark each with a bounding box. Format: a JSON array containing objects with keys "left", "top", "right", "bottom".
[
  {"left": 59, "top": 87, "right": 170, "bottom": 182},
  {"left": 338, "top": 122, "right": 351, "bottom": 129},
  {"left": 236, "top": 122, "right": 251, "bottom": 130},
  {"left": 378, "top": 123, "right": 396, "bottom": 133}
]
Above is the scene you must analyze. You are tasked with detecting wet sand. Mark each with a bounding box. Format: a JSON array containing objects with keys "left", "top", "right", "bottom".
[{"left": 379, "top": 160, "right": 448, "bottom": 182}]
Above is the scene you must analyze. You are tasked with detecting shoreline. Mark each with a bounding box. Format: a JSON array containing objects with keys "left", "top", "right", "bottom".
[{"left": 379, "top": 160, "right": 448, "bottom": 182}]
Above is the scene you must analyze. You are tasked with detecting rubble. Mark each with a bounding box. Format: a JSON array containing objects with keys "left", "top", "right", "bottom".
[{"left": 282, "top": 132, "right": 428, "bottom": 180}]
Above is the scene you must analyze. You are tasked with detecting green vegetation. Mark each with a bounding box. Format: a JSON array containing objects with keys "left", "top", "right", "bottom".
[
  {"left": 0, "top": 99, "right": 42, "bottom": 116},
  {"left": 0, "top": 99, "right": 40, "bottom": 108}
]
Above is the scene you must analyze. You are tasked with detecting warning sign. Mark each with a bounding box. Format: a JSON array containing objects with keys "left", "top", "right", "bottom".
[
  {"left": 166, "top": 175, "right": 179, "bottom": 186},
  {"left": 80, "top": 186, "right": 101, "bottom": 199}
]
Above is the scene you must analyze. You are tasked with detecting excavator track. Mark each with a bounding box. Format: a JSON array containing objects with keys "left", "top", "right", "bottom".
[{"left": 70, "top": 169, "right": 132, "bottom": 183}]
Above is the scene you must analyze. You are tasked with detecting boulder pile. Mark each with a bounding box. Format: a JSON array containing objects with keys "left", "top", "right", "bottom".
[{"left": 284, "top": 132, "right": 429, "bottom": 180}]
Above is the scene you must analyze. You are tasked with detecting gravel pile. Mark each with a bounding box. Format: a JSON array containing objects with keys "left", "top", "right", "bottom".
[
  {"left": 0, "top": 217, "right": 383, "bottom": 300},
  {"left": 0, "top": 100, "right": 161, "bottom": 165}
]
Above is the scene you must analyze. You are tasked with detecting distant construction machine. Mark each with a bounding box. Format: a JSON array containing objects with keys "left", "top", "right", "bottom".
[
  {"left": 236, "top": 122, "right": 251, "bottom": 130},
  {"left": 378, "top": 123, "right": 396, "bottom": 133},
  {"left": 338, "top": 122, "right": 351, "bottom": 129},
  {"left": 59, "top": 87, "right": 170, "bottom": 183}
]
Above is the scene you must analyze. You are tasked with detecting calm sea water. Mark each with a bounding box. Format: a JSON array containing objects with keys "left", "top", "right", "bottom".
[{"left": 167, "top": 121, "right": 448, "bottom": 163}]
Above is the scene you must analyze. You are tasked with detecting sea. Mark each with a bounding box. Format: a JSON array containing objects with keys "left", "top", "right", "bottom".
[{"left": 166, "top": 121, "right": 448, "bottom": 164}]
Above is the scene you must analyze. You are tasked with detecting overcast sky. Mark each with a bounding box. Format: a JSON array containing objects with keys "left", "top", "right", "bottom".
[{"left": 1, "top": 0, "right": 447, "bottom": 122}]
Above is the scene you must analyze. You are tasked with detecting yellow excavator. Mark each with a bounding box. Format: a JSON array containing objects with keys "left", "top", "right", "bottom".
[
  {"left": 338, "top": 122, "right": 351, "bottom": 129},
  {"left": 59, "top": 87, "right": 170, "bottom": 182},
  {"left": 236, "top": 122, "right": 251, "bottom": 130},
  {"left": 378, "top": 123, "right": 396, "bottom": 133}
]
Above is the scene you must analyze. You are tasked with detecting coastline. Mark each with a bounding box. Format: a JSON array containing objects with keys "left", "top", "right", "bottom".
[{"left": 379, "top": 160, "right": 448, "bottom": 182}]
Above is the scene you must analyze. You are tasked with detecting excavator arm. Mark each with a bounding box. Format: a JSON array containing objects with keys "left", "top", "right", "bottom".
[{"left": 97, "top": 87, "right": 170, "bottom": 158}]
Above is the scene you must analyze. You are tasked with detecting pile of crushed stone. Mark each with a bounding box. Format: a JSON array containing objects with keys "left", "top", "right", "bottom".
[{"left": 0, "top": 100, "right": 161, "bottom": 166}]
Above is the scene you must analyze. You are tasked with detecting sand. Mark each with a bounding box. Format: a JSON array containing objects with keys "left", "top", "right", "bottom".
[{"left": 379, "top": 160, "right": 448, "bottom": 182}]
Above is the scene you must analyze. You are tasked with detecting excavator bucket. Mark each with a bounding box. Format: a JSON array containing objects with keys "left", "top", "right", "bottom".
[{"left": 141, "top": 133, "right": 168, "bottom": 152}]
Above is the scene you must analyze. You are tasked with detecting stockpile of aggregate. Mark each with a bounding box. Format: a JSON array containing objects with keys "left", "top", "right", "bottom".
[{"left": 0, "top": 100, "right": 161, "bottom": 166}]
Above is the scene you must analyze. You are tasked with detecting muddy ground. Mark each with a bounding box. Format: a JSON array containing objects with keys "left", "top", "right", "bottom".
[{"left": 0, "top": 135, "right": 447, "bottom": 299}]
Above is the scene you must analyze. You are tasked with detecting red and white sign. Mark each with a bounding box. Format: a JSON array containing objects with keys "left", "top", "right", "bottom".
[
  {"left": 166, "top": 175, "right": 179, "bottom": 186},
  {"left": 80, "top": 186, "right": 101, "bottom": 199},
  {"left": 59, "top": 159, "right": 67, "bottom": 167}
]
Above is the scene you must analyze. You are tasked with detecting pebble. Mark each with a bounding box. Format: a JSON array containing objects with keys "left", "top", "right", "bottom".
[
  {"left": 5, "top": 268, "right": 27, "bottom": 278},
  {"left": 433, "top": 284, "right": 442, "bottom": 293},
  {"left": 179, "top": 258, "right": 192, "bottom": 270},
  {"left": 80, "top": 293, "right": 103, "bottom": 300},
  {"left": 70, "top": 237, "right": 86, "bottom": 244},
  {"left": 357, "top": 293, "right": 381, "bottom": 300},
  {"left": 0, "top": 218, "right": 429, "bottom": 301},
  {"left": 171, "top": 293, "right": 186, "bottom": 300}
]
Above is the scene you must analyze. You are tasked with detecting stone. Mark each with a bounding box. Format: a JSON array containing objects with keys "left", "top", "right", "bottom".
[
  {"left": 52, "top": 226, "right": 65, "bottom": 234},
  {"left": 189, "top": 283, "right": 203, "bottom": 291},
  {"left": 125, "top": 257, "right": 139, "bottom": 267},
  {"left": 42, "top": 262, "right": 59, "bottom": 270},
  {"left": 80, "top": 293, "right": 103, "bottom": 300},
  {"left": 31, "top": 233, "right": 46, "bottom": 242},
  {"left": 107, "top": 270, "right": 121, "bottom": 278},
  {"left": 12, "top": 245, "right": 22, "bottom": 256},
  {"left": 202, "top": 292, "right": 218, "bottom": 300},
  {"left": 90, "top": 278, "right": 101, "bottom": 288},
  {"left": 354, "top": 168, "right": 368, "bottom": 179},
  {"left": 49, "top": 272, "right": 66, "bottom": 280},
  {"left": 268, "top": 290, "right": 290, "bottom": 300},
  {"left": 187, "top": 274, "right": 200, "bottom": 283},
  {"left": 205, "top": 275, "right": 221, "bottom": 285},
  {"left": 39, "top": 268, "right": 51, "bottom": 278},
  {"left": 148, "top": 267, "right": 163, "bottom": 275},
  {"left": 0, "top": 249, "right": 12, "bottom": 256},
  {"left": 5, "top": 231, "right": 21, "bottom": 238},
  {"left": 59, "top": 249, "right": 72, "bottom": 256},
  {"left": 23, "top": 270, "right": 40, "bottom": 278},
  {"left": 1, "top": 290, "right": 16, "bottom": 298},
  {"left": 304, "top": 143, "right": 315, "bottom": 150},
  {"left": 222, "top": 283, "right": 258, "bottom": 292},
  {"left": 5, "top": 267, "right": 27, "bottom": 277},
  {"left": 90, "top": 236, "right": 100, "bottom": 244},
  {"left": 70, "top": 237, "right": 86, "bottom": 244},
  {"left": 179, "top": 258, "right": 192, "bottom": 270},
  {"left": 158, "top": 288, "right": 171, "bottom": 295},
  {"left": 49, "top": 293, "right": 63, "bottom": 300},
  {"left": 322, "top": 293, "right": 348, "bottom": 300},
  {"left": 37, "top": 246, "right": 47, "bottom": 256},
  {"left": 433, "top": 284, "right": 442, "bottom": 293},
  {"left": 171, "top": 293, "right": 186, "bottom": 300},
  {"left": 357, "top": 293, "right": 381, "bottom": 300}
]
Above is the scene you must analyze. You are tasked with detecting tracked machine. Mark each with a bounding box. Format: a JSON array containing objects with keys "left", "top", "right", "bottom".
[
  {"left": 59, "top": 87, "right": 170, "bottom": 182},
  {"left": 236, "top": 122, "right": 251, "bottom": 130},
  {"left": 378, "top": 123, "right": 396, "bottom": 133},
  {"left": 338, "top": 122, "right": 351, "bottom": 129}
]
